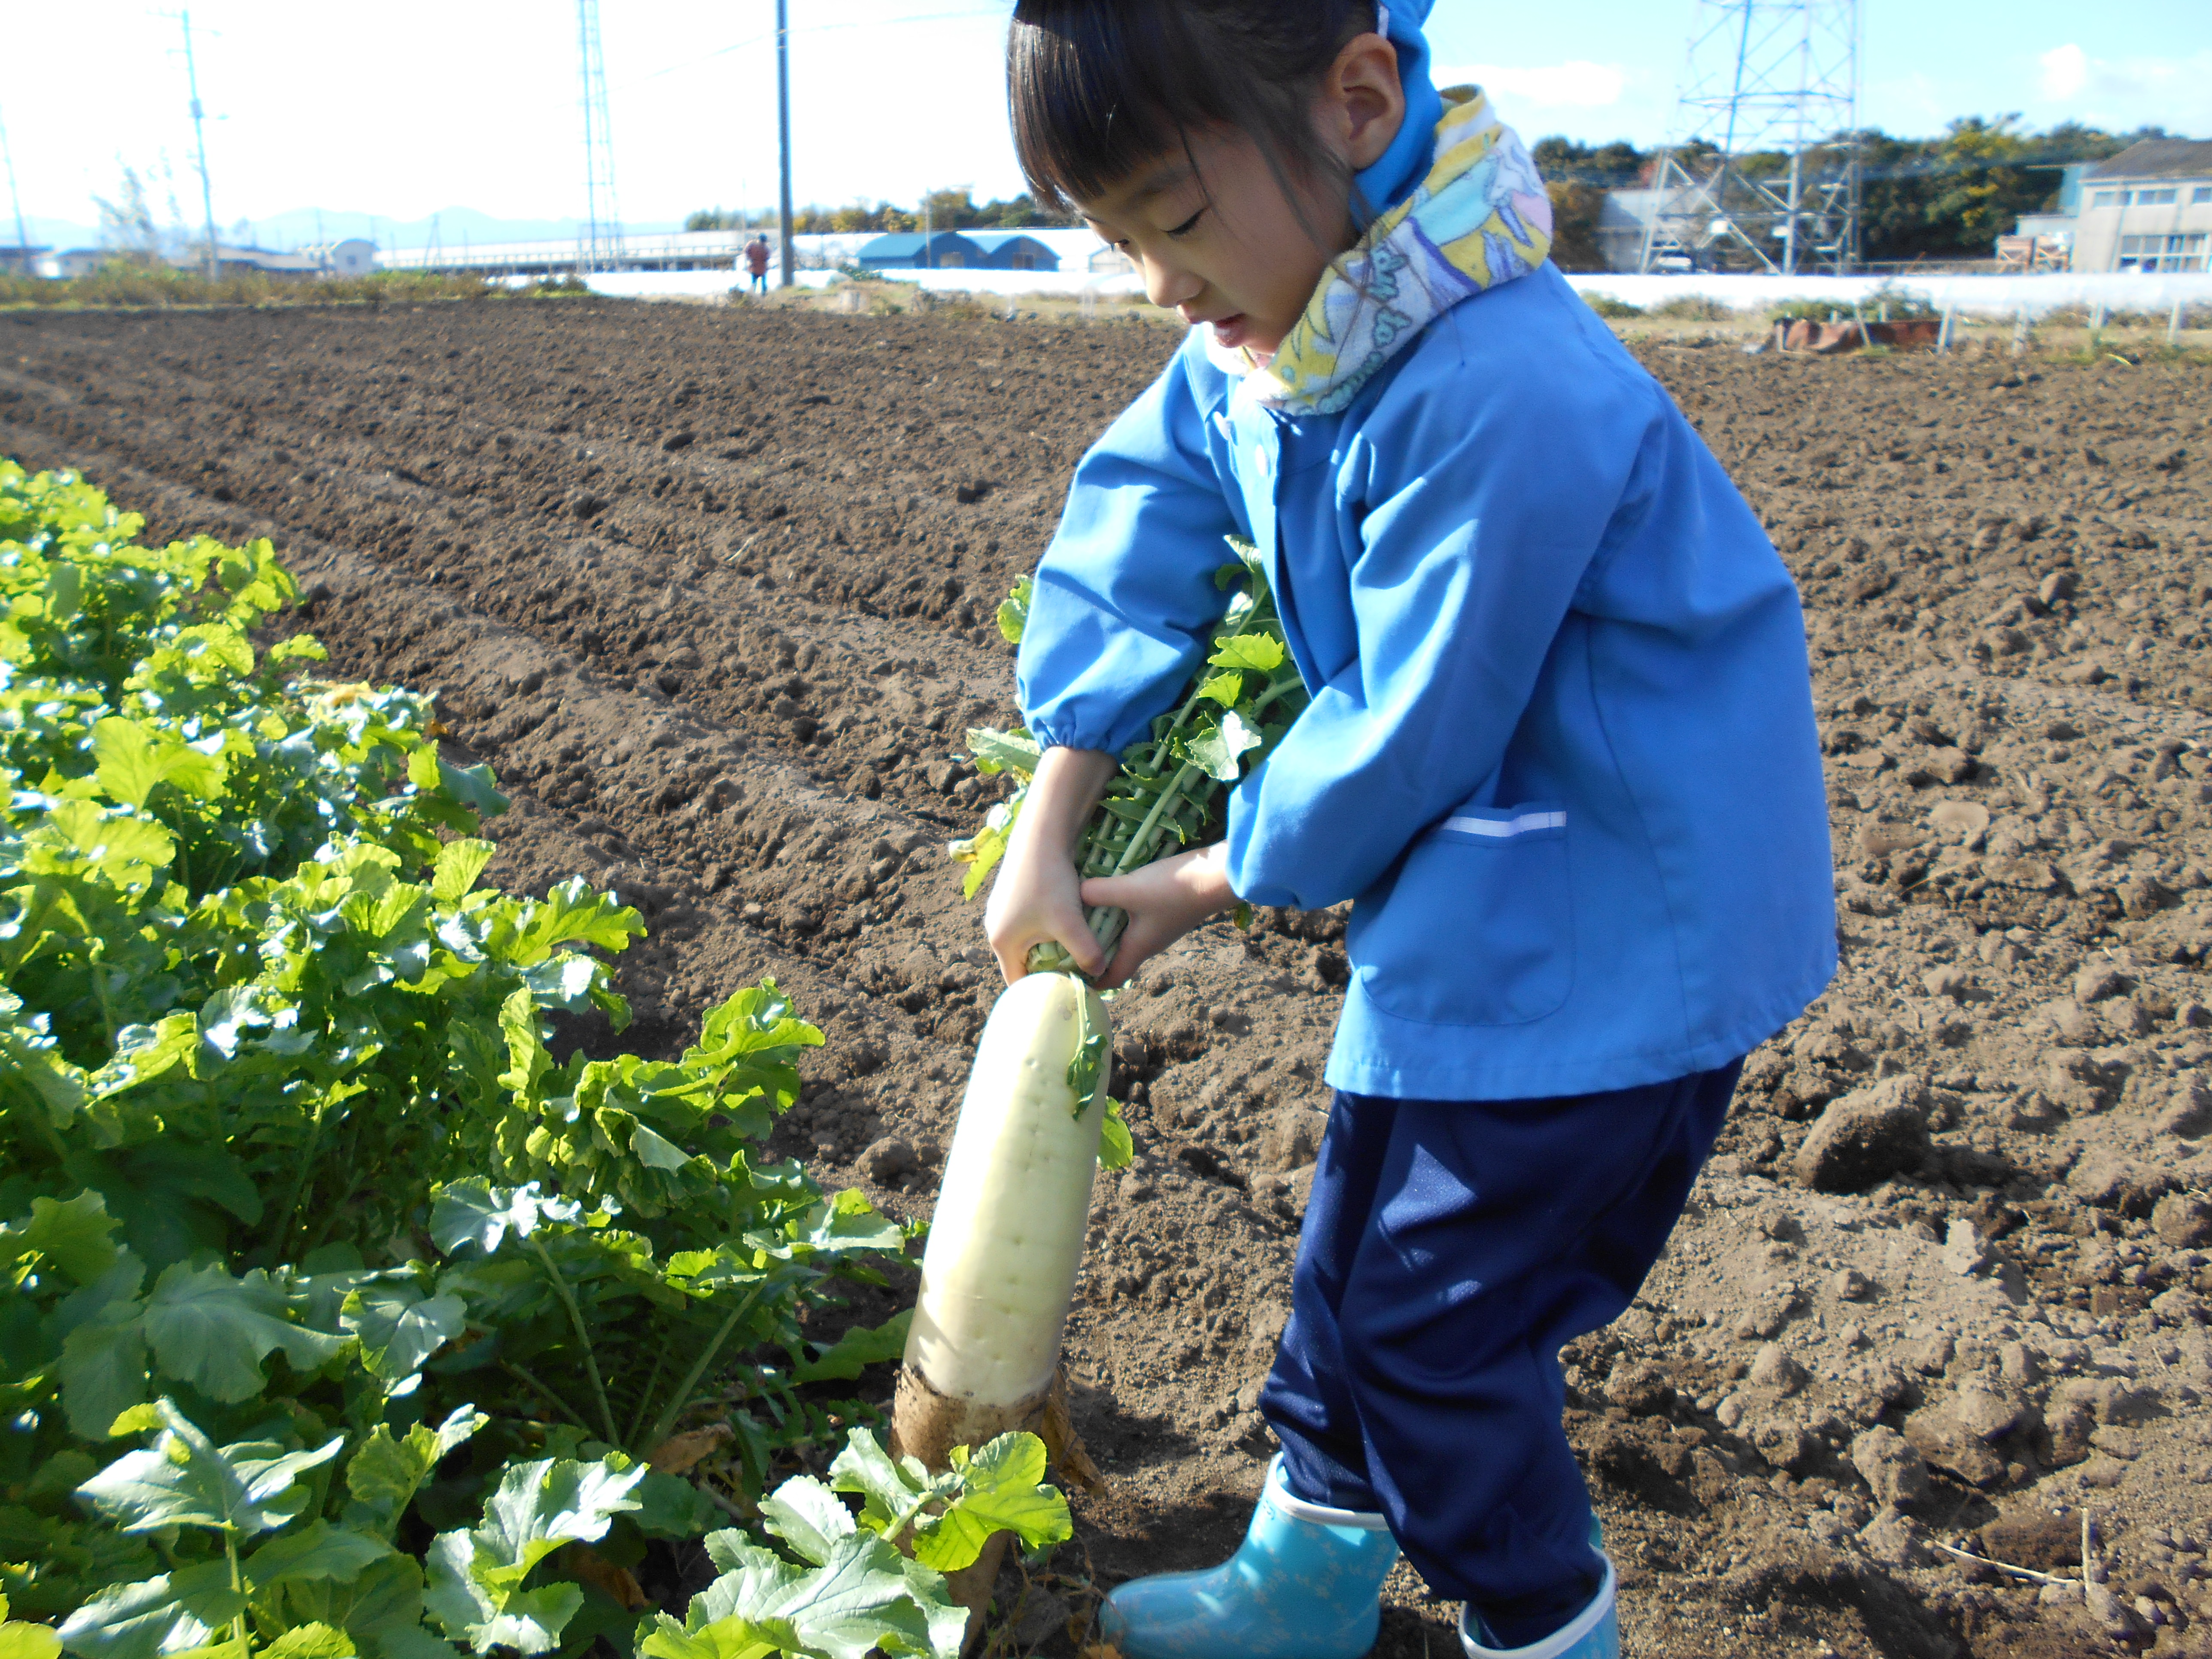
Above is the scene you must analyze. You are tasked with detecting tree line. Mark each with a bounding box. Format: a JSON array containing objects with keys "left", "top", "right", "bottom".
[
  {"left": 686, "top": 188, "right": 1074, "bottom": 237},
  {"left": 1537, "top": 116, "right": 2174, "bottom": 270},
  {"left": 687, "top": 116, "right": 2178, "bottom": 267}
]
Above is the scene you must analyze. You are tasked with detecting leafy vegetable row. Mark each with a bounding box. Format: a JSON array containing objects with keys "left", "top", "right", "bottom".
[{"left": 0, "top": 462, "right": 1068, "bottom": 1659}]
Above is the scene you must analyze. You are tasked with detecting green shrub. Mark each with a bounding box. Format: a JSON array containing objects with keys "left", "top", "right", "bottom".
[
  {"left": 0, "top": 265, "right": 586, "bottom": 310},
  {"left": 0, "top": 463, "right": 1040, "bottom": 1659},
  {"left": 1650, "top": 294, "right": 1735, "bottom": 322}
]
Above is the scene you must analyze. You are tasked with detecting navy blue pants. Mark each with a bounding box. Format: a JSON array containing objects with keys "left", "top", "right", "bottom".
[{"left": 1259, "top": 1063, "right": 1740, "bottom": 1646}]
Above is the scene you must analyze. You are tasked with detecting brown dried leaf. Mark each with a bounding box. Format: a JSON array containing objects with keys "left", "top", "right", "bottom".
[
  {"left": 648, "top": 1421, "right": 734, "bottom": 1476},
  {"left": 559, "top": 1543, "right": 648, "bottom": 1611}
]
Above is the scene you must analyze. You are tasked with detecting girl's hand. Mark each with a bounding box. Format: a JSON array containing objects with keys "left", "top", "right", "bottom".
[
  {"left": 1079, "top": 842, "right": 1238, "bottom": 989},
  {"left": 985, "top": 745, "right": 1118, "bottom": 983}
]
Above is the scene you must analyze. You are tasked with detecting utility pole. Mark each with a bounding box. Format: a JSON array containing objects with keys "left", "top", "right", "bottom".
[
  {"left": 777, "top": 0, "right": 795, "bottom": 288},
  {"left": 0, "top": 102, "right": 30, "bottom": 273},
  {"left": 177, "top": 10, "right": 219, "bottom": 280}
]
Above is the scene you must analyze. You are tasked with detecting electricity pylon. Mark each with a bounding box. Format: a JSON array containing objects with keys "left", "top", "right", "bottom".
[
  {"left": 577, "top": 0, "right": 625, "bottom": 272},
  {"left": 1639, "top": 0, "right": 1861, "bottom": 275}
]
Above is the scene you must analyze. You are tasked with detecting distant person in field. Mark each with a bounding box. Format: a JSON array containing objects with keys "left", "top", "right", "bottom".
[
  {"left": 744, "top": 234, "right": 770, "bottom": 293},
  {"left": 985, "top": 3, "right": 1835, "bottom": 1658}
]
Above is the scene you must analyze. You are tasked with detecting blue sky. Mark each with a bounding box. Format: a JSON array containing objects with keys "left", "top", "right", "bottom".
[{"left": 4, "top": 0, "right": 2206, "bottom": 250}]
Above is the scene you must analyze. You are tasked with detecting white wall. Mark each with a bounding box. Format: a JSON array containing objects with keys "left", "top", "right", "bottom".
[
  {"left": 569, "top": 265, "right": 2210, "bottom": 318},
  {"left": 1562, "top": 270, "right": 2212, "bottom": 317}
]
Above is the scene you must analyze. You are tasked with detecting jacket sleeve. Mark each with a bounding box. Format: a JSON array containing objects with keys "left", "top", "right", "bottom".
[
  {"left": 1222, "top": 368, "right": 1658, "bottom": 911},
  {"left": 1016, "top": 343, "right": 1243, "bottom": 754}
]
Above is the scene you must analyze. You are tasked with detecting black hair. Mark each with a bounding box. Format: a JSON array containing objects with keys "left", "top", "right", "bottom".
[{"left": 1008, "top": 0, "right": 1381, "bottom": 214}]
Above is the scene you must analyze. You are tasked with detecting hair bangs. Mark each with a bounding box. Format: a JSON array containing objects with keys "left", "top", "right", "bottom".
[{"left": 1008, "top": 3, "right": 1221, "bottom": 210}]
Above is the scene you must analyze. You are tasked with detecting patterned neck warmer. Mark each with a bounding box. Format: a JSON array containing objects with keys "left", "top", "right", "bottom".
[{"left": 1212, "top": 89, "right": 1553, "bottom": 416}]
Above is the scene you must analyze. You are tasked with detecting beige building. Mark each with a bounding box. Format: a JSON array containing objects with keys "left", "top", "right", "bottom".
[{"left": 2075, "top": 139, "right": 2212, "bottom": 274}]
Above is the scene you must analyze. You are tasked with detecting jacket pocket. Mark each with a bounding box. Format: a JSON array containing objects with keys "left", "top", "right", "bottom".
[{"left": 1351, "top": 803, "right": 1574, "bottom": 1027}]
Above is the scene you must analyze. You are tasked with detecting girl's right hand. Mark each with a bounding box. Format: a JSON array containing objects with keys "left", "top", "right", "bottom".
[{"left": 984, "top": 745, "right": 1117, "bottom": 983}]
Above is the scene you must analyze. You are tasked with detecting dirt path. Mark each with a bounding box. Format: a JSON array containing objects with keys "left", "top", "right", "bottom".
[{"left": 5, "top": 298, "right": 2210, "bottom": 1657}]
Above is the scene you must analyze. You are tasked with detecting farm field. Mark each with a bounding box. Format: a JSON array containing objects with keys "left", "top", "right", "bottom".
[{"left": 3, "top": 298, "right": 2210, "bottom": 1659}]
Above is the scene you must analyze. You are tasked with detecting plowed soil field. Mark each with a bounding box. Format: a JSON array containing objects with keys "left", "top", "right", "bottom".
[{"left": 5, "top": 298, "right": 2212, "bottom": 1659}]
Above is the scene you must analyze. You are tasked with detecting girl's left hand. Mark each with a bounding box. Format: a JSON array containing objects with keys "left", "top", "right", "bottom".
[{"left": 1079, "top": 843, "right": 1239, "bottom": 989}]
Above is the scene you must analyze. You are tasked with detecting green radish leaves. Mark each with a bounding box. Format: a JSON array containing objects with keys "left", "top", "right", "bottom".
[
  {"left": 1205, "top": 634, "right": 1285, "bottom": 675},
  {"left": 422, "top": 1455, "right": 644, "bottom": 1655},
  {"left": 1064, "top": 983, "right": 1110, "bottom": 1124},
  {"left": 825, "top": 1428, "right": 1071, "bottom": 1575},
  {"left": 949, "top": 730, "right": 1040, "bottom": 899},
  {"left": 344, "top": 1407, "right": 490, "bottom": 1537},
  {"left": 635, "top": 1432, "right": 1075, "bottom": 1659},
  {"left": 959, "top": 540, "right": 1310, "bottom": 981},
  {"left": 76, "top": 1399, "right": 344, "bottom": 1537},
  {"left": 995, "top": 576, "right": 1033, "bottom": 645},
  {"left": 790, "top": 1310, "right": 912, "bottom": 1384},
  {"left": 0, "top": 1595, "right": 62, "bottom": 1659},
  {"left": 1184, "top": 709, "right": 1264, "bottom": 783},
  {"left": 4, "top": 462, "right": 955, "bottom": 1659},
  {"left": 964, "top": 728, "right": 1039, "bottom": 780},
  {"left": 1097, "top": 1100, "right": 1134, "bottom": 1172}
]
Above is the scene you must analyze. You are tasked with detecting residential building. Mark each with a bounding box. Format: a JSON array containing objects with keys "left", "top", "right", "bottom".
[{"left": 2075, "top": 139, "right": 2212, "bottom": 274}]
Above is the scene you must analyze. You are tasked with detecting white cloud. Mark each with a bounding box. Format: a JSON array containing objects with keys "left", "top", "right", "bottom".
[
  {"left": 1432, "top": 61, "right": 1630, "bottom": 110},
  {"left": 2036, "top": 42, "right": 2212, "bottom": 131},
  {"left": 2038, "top": 44, "right": 2088, "bottom": 101}
]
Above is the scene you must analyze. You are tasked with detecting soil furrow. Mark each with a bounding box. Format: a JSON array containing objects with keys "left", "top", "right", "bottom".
[{"left": 7, "top": 300, "right": 2212, "bottom": 1658}]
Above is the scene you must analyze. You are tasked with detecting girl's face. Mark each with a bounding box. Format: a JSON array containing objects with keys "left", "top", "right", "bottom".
[
  {"left": 1070, "top": 31, "right": 1407, "bottom": 359},
  {"left": 1076, "top": 131, "right": 1348, "bottom": 356}
]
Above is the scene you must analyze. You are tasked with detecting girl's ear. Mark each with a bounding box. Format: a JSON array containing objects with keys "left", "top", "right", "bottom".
[{"left": 1325, "top": 31, "right": 1407, "bottom": 172}]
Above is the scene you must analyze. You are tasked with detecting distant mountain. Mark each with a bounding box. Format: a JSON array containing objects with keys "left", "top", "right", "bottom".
[
  {"left": 10, "top": 207, "right": 690, "bottom": 256},
  {"left": 243, "top": 207, "right": 689, "bottom": 252},
  {"left": 12, "top": 216, "right": 102, "bottom": 253}
]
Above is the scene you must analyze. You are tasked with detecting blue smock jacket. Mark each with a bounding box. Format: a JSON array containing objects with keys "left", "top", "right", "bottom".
[{"left": 1016, "top": 264, "right": 1837, "bottom": 1101}]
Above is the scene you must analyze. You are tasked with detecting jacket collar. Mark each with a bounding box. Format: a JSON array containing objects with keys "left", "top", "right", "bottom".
[{"left": 1207, "top": 89, "right": 1553, "bottom": 416}]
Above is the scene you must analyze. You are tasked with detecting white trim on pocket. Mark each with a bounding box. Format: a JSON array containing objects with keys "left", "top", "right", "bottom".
[{"left": 1441, "top": 810, "right": 1568, "bottom": 839}]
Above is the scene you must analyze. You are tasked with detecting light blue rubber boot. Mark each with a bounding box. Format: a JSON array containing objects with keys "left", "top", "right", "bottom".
[
  {"left": 1099, "top": 1455, "right": 1400, "bottom": 1659},
  {"left": 1458, "top": 1552, "right": 1620, "bottom": 1659}
]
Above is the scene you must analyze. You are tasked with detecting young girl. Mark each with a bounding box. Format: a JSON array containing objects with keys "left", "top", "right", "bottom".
[{"left": 987, "top": 3, "right": 1836, "bottom": 1655}]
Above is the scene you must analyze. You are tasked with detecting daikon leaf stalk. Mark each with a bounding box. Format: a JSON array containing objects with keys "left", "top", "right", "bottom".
[{"left": 951, "top": 536, "right": 1309, "bottom": 980}]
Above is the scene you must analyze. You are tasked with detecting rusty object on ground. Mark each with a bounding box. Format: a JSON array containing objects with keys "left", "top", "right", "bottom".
[{"left": 1775, "top": 317, "right": 1943, "bottom": 354}]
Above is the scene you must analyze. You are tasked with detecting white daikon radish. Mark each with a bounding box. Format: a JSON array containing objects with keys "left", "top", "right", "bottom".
[
  {"left": 901, "top": 968, "right": 1106, "bottom": 1412},
  {"left": 890, "top": 969, "right": 1109, "bottom": 1653}
]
